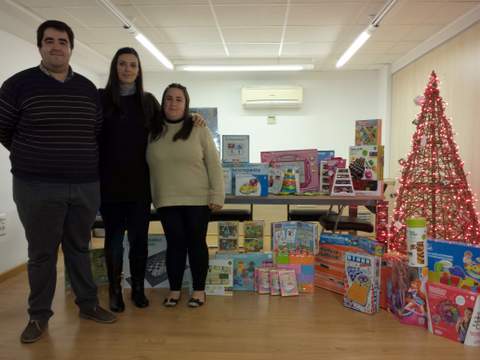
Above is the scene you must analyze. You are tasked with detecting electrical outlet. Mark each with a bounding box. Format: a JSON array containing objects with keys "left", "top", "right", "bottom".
[{"left": 0, "top": 213, "right": 6, "bottom": 236}]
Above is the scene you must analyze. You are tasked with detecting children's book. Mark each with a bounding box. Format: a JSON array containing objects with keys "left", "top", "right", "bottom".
[
  {"left": 270, "top": 269, "right": 281, "bottom": 295},
  {"left": 243, "top": 220, "right": 264, "bottom": 252},
  {"left": 278, "top": 269, "right": 299, "bottom": 296},
  {"left": 427, "top": 239, "right": 480, "bottom": 293},
  {"left": 218, "top": 221, "right": 239, "bottom": 252},
  {"left": 427, "top": 281, "right": 480, "bottom": 345},
  {"left": 255, "top": 267, "right": 271, "bottom": 294},
  {"left": 205, "top": 258, "right": 234, "bottom": 296},
  {"left": 355, "top": 119, "right": 382, "bottom": 146},
  {"left": 344, "top": 252, "right": 381, "bottom": 314}
]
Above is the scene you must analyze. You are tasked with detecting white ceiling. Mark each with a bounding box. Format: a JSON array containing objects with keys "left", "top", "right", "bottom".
[{"left": 0, "top": 0, "right": 479, "bottom": 74}]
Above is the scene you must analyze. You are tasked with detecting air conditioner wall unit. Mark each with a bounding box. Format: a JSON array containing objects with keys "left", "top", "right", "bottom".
[{"left": 241, "top": 86, "right": 303, "bottom": 108}]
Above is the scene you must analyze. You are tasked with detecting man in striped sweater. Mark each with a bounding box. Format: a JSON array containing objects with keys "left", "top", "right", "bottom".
[{"left": 0, "top": 20, "right": 116, "bottom": 344}]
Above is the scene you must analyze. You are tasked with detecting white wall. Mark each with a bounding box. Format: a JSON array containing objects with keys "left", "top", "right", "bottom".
[
  {"left": 142, "top": 70, "right": 385, "bottom": 163},
  {"left": 0, "top": 29, "right": 102, "bottom": 273}
]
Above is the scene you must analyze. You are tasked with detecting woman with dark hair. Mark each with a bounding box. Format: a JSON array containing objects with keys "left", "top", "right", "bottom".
[
  {"left": 147, "top": 83, "right": 224, "bottom": 308},
  {"left": 99, "top": 47, "right": 155, "bottom": 312},
  {"left": 99, "top": 49, "right": 205, "bottom": 313}
]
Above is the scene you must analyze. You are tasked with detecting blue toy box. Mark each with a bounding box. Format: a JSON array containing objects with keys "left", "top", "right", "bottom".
[{"left": 427, "top": 239, "right": 480, "bottom": 293}]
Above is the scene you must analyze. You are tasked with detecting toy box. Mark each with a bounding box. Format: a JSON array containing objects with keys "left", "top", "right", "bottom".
[
  {"left": 224, "top": 163, "right": 268, "bottom": 192},
  {"left": 205, "top": 258, "right": 234, "bottom": 296},
  {"left": 123, "top": 235, "right": 191, "bottom": 289},
  {"left": 315, "top": 233, "right": 384, "bottom": 295},
  {"left": 234, "top": 173, "right": 268, "bottom": 196},
  {"left": 255, "top": 267, "right": 271, "bottom": 294},
  {"left": 215, "top": 252, "right": 273, "bottom": 291},
  {"left": 318, "top": 150, "right": 335, "bottom": 162},
  {"left": 427, "top": 239, "right": 480, "bottom": 293},
  {"left": 349, "top": 145, "right": 384, "bottom": 181},
  {"left": 270, "top": 269, "right": 281, "bottom": 295},
  {"left": 344, "top": 252, "right": 381, "bottom": 314},
  {"left": 280, "top": 257, "right": 315, "bottom": 293},
  {"left": 323, "top": 157, "right": 347, "bottom": 189},
  {"left": 271, "top": 221, "right": 319, "bottom": 259},
  {"left": 261, "top": 149, "right": 319, "bottom": 192},
  {"left": 385, "top": 253, "right": 428, "bottom": 328},
  {"left": 223, "top": 167, "right": 233, "bottom": 195},
  {"left": 427, "top": 281, "right": 480, "bottom": 345},
  {"left": 279, "top": 269, "right": 299, "bottom": 296}
]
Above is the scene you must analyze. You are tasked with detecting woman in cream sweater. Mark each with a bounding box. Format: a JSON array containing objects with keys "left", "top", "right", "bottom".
[{"left": 147, "top": 83, "right": 224, "bottom": 307}]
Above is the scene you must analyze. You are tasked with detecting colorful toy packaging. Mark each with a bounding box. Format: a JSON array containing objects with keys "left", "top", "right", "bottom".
[
  {"left": 254, "top": 267, "right": 272, "bottom": 294},
  {"left": 343, "top": 252, "right": 381, "bottom": 314},
  {"left": 260, "top": 149, "right": 319, "bottom": 193},
  {"left": 215, "top": 252, "right": 273, "bottom": 291},
  {"left": 270, "top": 269, "right": 281, "bottom": 295},
  {"left": 348, "top": 145, "right": 384, "bottom": 181},
  {"left": 234, "top": 174, "right": 268, "bottom": 196},
  {"left": 205, "top": 259, "right": 234, "bottom": 296},
  {"left": 224, "top": 163, "right": 269, "bottom": 194},
  {"left": 426, "top": 239, "right": 480, "bottom": 293},
  {"left": 427, "top": 281, "right": 480, "bottom": 346},
  {"left": 315, "top": 233, "right": 385, "bottom": 295},
  {"left": 278, "top": 269, "right": 299, "bottom": 296},
  {"left": 385, "top": 253, "right": 428, "bottom": 328}
]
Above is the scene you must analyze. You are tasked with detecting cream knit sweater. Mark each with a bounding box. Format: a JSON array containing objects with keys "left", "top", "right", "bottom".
[{"left": 146, "top": 121, "right": 225, "bottom": 208}]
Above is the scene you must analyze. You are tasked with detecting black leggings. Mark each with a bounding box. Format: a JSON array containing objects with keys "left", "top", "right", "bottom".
[{"left": 158, "top": 206, "right": 211, "bottom": 291}]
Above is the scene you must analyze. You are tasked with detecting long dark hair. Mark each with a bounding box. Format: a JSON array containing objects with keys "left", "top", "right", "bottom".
[
  {"left": 103, "top": 47, "right": 148, "bottom": 118},
  {"left": 150, "top": 83, "right": 193, "bottom": 142}
]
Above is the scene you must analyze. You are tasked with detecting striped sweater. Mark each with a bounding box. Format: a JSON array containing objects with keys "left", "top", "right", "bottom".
[{"left": 0, "top": 66, "right": 102, "bottom": 183}]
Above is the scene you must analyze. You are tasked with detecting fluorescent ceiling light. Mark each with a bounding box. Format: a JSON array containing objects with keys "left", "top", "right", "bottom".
[
  {"left": 336, "top": 27, "right": 373, "bottom": 68},
  {"left": 335, "top": 0, "right": 398, "bottom": 68},
  {"left": 98, "top": 0, "right": 173, "bottom": 70},
  {"left": 135, "top": 33, "right": 174, "bottom": 70},
  {"left": 179, "top": 64, "right": 314, "bottom": 72}
]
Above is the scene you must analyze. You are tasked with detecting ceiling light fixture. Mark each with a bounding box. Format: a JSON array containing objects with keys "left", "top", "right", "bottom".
[
  {"left": 336, "top": 0, "right": 398, "bottom": 68},
  {"left": 179, "top": 64, "right": 314, "bottom": 72},
  {"left": 97, "top": 0, "right": 174, "bottom": 70}
]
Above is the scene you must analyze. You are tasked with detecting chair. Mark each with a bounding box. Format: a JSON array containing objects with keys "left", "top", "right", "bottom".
[
  {"left": 318, "top": 183, "right": 388, "bottom": 234},
  {"left": 209, "top": 204, "right": 253, "bottom": 222},
  {"left": 318, "top": 208, "right": 374, "bottom": 234},
  {"left": 287, "top": 205, "right": 336, "bottom": 222}
]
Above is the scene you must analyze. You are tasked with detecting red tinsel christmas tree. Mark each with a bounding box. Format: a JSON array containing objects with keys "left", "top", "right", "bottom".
[{"left": 389, "top": 71, "right": 480, "bottom": 253}]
